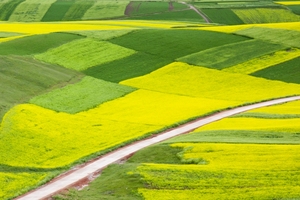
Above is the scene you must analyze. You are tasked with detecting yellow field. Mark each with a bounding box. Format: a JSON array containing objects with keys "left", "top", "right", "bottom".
[
  {"left": 137, "top": 143, "right": 300, "bottom": 199},
  {"left": 276, "top": 1, "right": 300, "bottom": 5},
  {"left": 0, "top": 89, "right": 239, "bottom": 168},
  {"left": 246, "top": 100, "right": 300, "bottom": 115},
  {"left": 223, "top": 48, "right": 300, "bottom": 74},
  {"left": 121, "top": 62, "right": 300, "bottom": 102},
  {"left": 0, "top": 172, "right": 49, "bottom": 200}
]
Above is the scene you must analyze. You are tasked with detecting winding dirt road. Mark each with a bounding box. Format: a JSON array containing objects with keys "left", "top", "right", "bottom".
[
  {"left": 16, "top": 96, "right": 300, "bottom": 200},
  {"left": 180, "top": 2, "right": 211, "bottom": 23}
]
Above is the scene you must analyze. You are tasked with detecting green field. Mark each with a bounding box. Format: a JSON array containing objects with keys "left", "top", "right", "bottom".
[
  {"left": 41, "top": 0, "right": 75, "bottom": 21},
  {"left": 288, "top": 5, "right": 300, "bottom": 15},
  {"left": 8, "top": 0, "right": 56, "bottom": 22},
  {"left": 110, "top": 29, "right": 249, "bottom": 59},
  {"left": 0, "top": 0, "right": 24, "bottom": 21},
  {"left": 0, "top": 32, "right": 84, "bottom": 55},
  {"left": 62, "top": 0, "right": 95, "bottom": 21},
  {"left": 0, "top": 55, "right": 81, "bottom": 120},
  {"left": 236, "top": 27, "right": 300, "bottom": 48},
  {"left": 178, "top": 39, "right": 285, "bottom": 70},
  {"left": 201, "top": 8, "right": 244, "bottom": 24},
  {"left": 35, "top": 38, "right": 136, "bottom": 71},
  {"left": 30, "top": 76, "right": 136, "bottom": 113},
  {"left": 84, "top": 52, "right": 172, "bottom": 82},
  {"left": 251, "top": 56, "right": 300, "bottom": 84}
]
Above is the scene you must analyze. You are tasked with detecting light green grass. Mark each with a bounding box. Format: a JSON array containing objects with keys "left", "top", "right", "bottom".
[
  {"left": 82, "top": 1, "right": 129, "bottom": 20},
  {"left": 30, "top": 76, "right": 136, "bottom": 114},
  {"left": 0, "top": 31, "right": 23, "bottom": 38},
  {"left": 178, "top": 39, "right": 285, "bottom": 69},
  {"left": 232, "top": 7, "right": 300, "bottom": 23},
  {"left": 235, "top": 27, "right": 300, "bottom": 48},
  {"left": 35, "top": 38, "right": 136, "bottom": 71},
  {"left": 8, "top": 0, "right": 56, "bottom": 22}
]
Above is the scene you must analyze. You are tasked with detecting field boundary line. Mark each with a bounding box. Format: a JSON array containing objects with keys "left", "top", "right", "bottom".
[{"left": 15, "top": 95, "right": 300, "bottom": 200}]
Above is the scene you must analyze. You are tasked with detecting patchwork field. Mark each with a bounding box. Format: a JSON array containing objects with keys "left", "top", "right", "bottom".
[{"left": 0, "top": 1, "right": 299, "bottom": 199}]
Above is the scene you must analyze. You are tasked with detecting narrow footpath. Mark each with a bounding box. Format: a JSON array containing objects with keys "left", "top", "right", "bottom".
[
  {"left": 180, "top": 1, "right": 211, "bottom": 23},
  {"left": 16, "top": 96, "right": 300, "bottom": 200}
]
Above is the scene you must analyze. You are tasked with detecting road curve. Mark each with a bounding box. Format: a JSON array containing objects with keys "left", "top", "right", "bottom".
[{"left": 16, "top": 96, "right": 300, "bottom": 200}]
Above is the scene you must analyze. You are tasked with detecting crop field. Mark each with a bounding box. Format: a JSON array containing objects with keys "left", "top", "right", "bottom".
[
  {"left": 287, "top": 5, "right": 300, "bottom": 14},
  {"left": 0, "top": 0, "right": 24, "bottom": 21},
  {"left": 35, "top": 38, "right": 136, "bottom": 71},
  {"left": 251, "top": 56, "right": 300, "bottom": 84},
  {"left": 129, "top": 9, "right": 206, "bottom": 22},
  {"left": 232, "top": 8, "right": 300, "bottom": 23},
  {"left": 223, "top": 48, "right": 300, "bottom": 74},
  {"left": 61, "top": 100, "right": 300, "bottom": 200},
  {"left": 82, "top": 1, "right": 129, "bottom": 20},
  {"left": 30, "top": 76, "right": 136, "bottom": 113},
  {"left": 84, "top": 52, "right": 172, "bottom": 82},
  {"left": 121, "top": 62, "right": 300, "bottom": 102},
  {"left": 0, "top": 32, "right": 84, "bottom": 55},
  {"left": 201, "top": 8, "right": 244, "bottom": 24},
  {"left": 8, "top": 0, "right": 56, "bottom": 22},
  {"left": 41, "top": 0, "right": 75, "bottom": 21},
  {"left": 236, "top": 27, "right": 300, "bottom": 48},
  {"left": 178, "top": 39, "right": 285, "bottom": 70},
  {"left": 109, "top": 29, "right": 249, "bottom": 59},
  {"left": 0, "top": 55, "right": 80, "bottom": 121},
  {"left": 0, "top": 3, "right": 299, "bottom": 199}
]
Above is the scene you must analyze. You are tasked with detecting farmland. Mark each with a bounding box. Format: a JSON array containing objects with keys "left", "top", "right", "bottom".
[
  {"left": 0, "top": 0, "right": 299, "bottom": 199},
  {"left": 59, "top": 100, "right": 300, "bottom": 199}
]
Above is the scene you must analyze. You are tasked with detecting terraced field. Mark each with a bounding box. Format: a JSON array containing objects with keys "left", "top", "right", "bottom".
[{"left": 0, "top": 1, "right": 299, "bottom": 200}]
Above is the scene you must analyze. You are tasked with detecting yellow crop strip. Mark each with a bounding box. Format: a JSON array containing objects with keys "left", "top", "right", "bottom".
[
  {"left": 137, "top": 143, "right": 300, "bottom": 199},
  {"left": 121, "top": 62, "right": 300, "bottom": 102},
  {"left": 223, "top": 48, "right": 300, "bottom": 74},
  {"left": 276, "top": 1, "right": 300, "bottom": 5}
]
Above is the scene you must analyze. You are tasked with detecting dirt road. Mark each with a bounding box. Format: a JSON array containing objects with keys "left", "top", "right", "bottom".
[{"left": 16, "top": 96, "right": 300, "bottom": 200}]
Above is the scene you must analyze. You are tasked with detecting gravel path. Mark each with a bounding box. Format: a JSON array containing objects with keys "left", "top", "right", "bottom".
[
  {"left": 180, "top": 1, "right": 211, "bottom": 23},
  {"left": 16, "top": 96, "right": 300, "bottom": 200}
]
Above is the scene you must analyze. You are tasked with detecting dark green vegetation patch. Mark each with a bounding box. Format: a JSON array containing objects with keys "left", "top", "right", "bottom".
[
  {"left": 0, "top": 0, "right": 25, "bottom": 20},
  {"left": 84, "top": 52, "right": 172, "bottom": 83},
  {"left": 129, "top": 9, "right": 205, "bottom": 22},
  {"left": 251, "top": 56, "right": 300, "bottom": 84},
  {"left": 42, "top": 0, "right": 75, "bottom": 21},
  {"left": 0, "top": 32, "right": 84, "bottom": 55},
  {"left": 201, "top": 8, "right": 244, "bottom": 25},
  {"left": 109, "top": 29, "right": 249, "bottom": 60},
  {"left": 0, "top": 56, "right": 81, "bottom": 120},
  {"left": 178, "top": 39, "right": 285, "bottom": 70},
  {"left": 288, "top": 5, "right": 300, "bottom": 15},
  {"left": 62, "top": 0, "right": 95, "bottom": 21}
]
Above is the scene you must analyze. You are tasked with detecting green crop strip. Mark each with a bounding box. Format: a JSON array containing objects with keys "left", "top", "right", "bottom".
[
  {"left": 41, "top": 0, "right": 75, "bottom": 21},
  {"left": 236, "top": 27, "right": 300, "bottom": 48},
  {"left": 0, "top": 32, "right": 84, "bottom": 55},
  {"left": 62, "top": 0, "right": 95, "bottom": 21},
  {"left": 35, "top": 38, "right": 136, "bottom": 71},
  {"left": 251, "top": 56, "right": 300, "bottom": 84},
  {"left": 178, "top": 39, "right": 285, "bottom": 70},
  {"left": 30, "top": 76, "right": 136, "bottom": 114},
  {"left": 110, "top": 29, "right": 249, "bottom": 59},
  {"left": 0, "top": 0, "right": 25, "bottom": 20},
  {"left": 84, "top": 52, "right": 172, "bottom": 83},
  {"left": 201, "top": 8, "right": 244, "bottom": 25}
]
